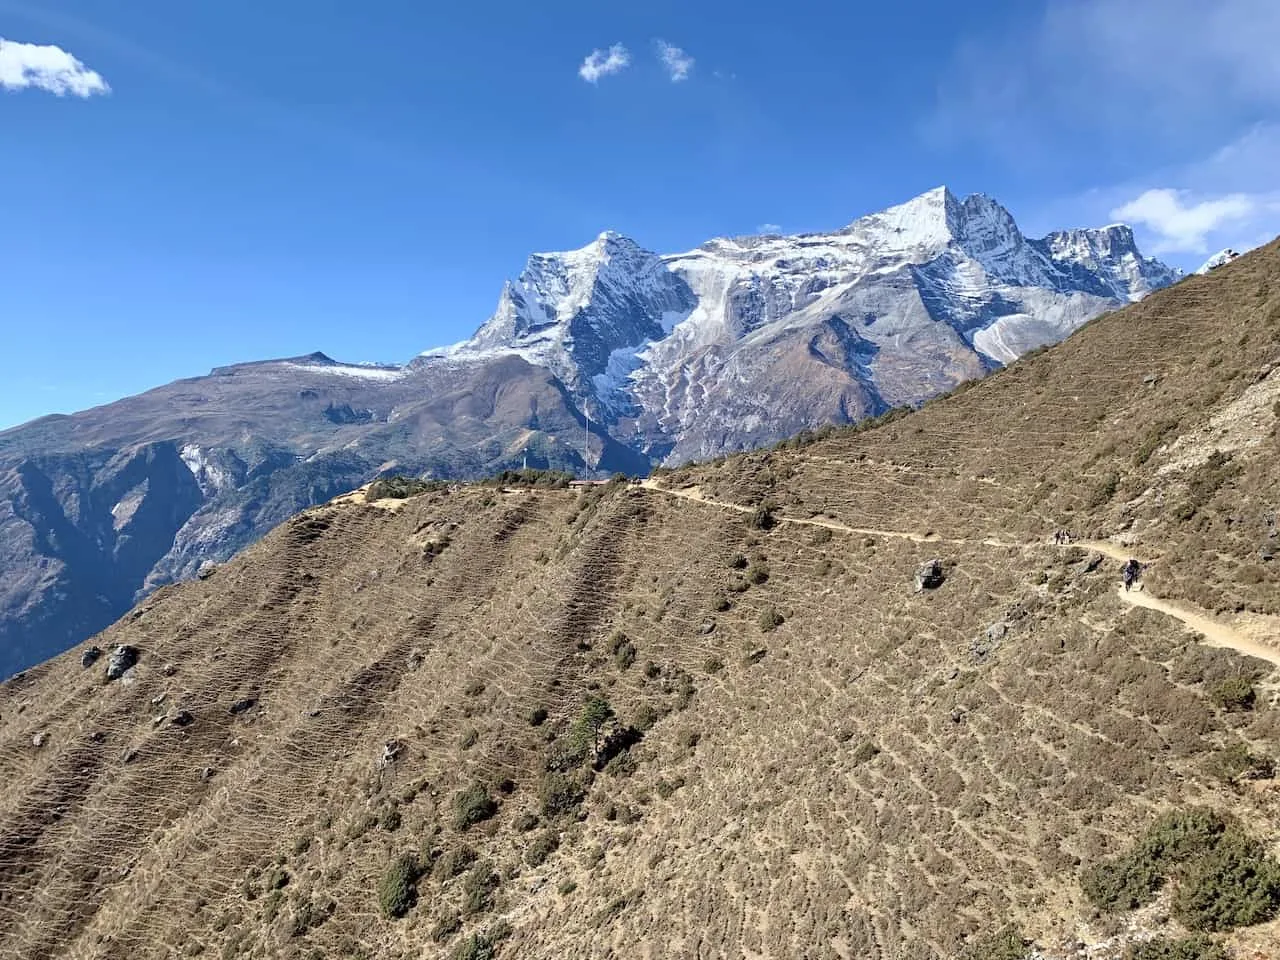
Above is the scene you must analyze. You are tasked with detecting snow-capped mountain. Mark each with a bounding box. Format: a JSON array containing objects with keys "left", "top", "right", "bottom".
[{"left": 425, "top": 186, "right": 1179, "bottom": 461}]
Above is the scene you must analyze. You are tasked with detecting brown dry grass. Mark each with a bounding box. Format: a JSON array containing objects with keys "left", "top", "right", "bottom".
[{"left": 2, "top": 244, "right": 1280, "bottom": 960}]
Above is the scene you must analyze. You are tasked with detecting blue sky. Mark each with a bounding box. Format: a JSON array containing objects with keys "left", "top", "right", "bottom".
[{"left": 2, "top": 0, "right": 1278, "bottom": 429}]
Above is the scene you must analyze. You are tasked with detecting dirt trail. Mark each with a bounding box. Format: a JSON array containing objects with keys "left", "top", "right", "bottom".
[
  {"left": 1117, "top": 587, "right": 1280, "bottom": 667},
  {"left": 638, "top": 480, "right": 1277, "bottom": 667}
]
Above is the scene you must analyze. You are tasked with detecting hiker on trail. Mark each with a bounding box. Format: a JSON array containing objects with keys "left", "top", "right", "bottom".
[{"left": 1122, "top": 558, "right": 1142, "bottom": 592}]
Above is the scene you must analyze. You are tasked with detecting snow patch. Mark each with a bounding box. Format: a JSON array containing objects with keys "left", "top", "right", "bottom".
[{"left": 281, "top": 362, "right": 409, "bottom": 382}]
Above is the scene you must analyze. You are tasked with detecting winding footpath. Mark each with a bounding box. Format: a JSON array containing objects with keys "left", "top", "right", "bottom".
[{"left": 638, "top": 479, "right": 1280, "bottom": 669}]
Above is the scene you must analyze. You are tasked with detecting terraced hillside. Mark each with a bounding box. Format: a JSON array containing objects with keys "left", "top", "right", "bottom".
[{"left": 1, "top": 244, "right": 1279, "bottom": 959}]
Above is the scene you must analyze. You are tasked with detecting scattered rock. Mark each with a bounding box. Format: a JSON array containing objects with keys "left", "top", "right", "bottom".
[
  {"left": 1260, "top": 545, "right": 1276, "bottom": 563},
  {"left": 1142, "top": 372, "right": 1159, "bottom": 387},
  {"left": 985, "top": 621, "right": 1010, "bottom": 643},
  {"left": 105, "top": 645, "right": 139, "bottom": 681},
  {"left": 1074, "top": 553, "right": 1104, "bottom": 577},
  {"left": 699, "top": 620, "right": 717, "bottom": 636},
  {"left": 228, "top": 698, "right": 257, "bottom": 715},
  {"left": 380, "top": 739, "right": 404, "bottom": 768},
  {"left": 915, "top": 559, "right": 945, "bottom": 591},
  {"left": 162, "top": 663, "right": 178, "bottom": 677},
  {"left": 744, "top": 647, "right": 768, "bottom": 665},
  {"left": 196, "top": 561, "right": 219, "bottom": 580},
  {"left": 31, "top": 731, "right": 47, "bottom": 748},
  {"left": 201, "top": 767, "right": 215, "bottom": 781},
  {"left": 407, "top": 649, "right": 425, "bottom": 670},
  {"left": 121, "top": 748, "right": 139, "bottom": 764},
  {"left": 90, "top": 731, "right": 107, "bottom": 744},
  {"left": 80, "top": 646, "right": 102, "bottom": 669},
  {"left": 170, "top": 710, "right": 195, "bottom": 728}
]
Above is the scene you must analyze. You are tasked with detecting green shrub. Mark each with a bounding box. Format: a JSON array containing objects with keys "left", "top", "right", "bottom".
[
  {"left": 524, "top": 831, "right": 560, "bottom": 867},
  {"left": 539, "top": 771, "right": 585, "bottom": 817},
  {"left": 377, "top": 853, "right": 420, "bottom": 919},
  {"left": 633, "top": 703, "right": 661, "bottom": 732},
  {"left": 1210, "top": 677, "right": 1256, "bottom": 711},
  {"left": 1126, "top": 935, "right": 1229, "bottom": 960},
  {"left": 758, "top": 608, "right": 784, "bottom": 632},
  {"left": 527, "top": 707, "right": 548, "bottom": 726},
  {"left": 1081, "top": 849, "right": 1164, "bottom": 912},
  {"left": 431, "top": 845, "right": 477, "bottom": 881},
  {"left": 365, "top": 476, "right": 442, "bottom": 501},
  {"left": 747, "top": 564, "right": 770, "bottom": 585},
  {"left": 750, "top": 504, "right": 777, "bottom": 530},
  {"left": 486, "top": 468, "right": 573, "bottom": 489},
  {"left": 453, "top": 783, "right": 497, "bottom": 830},
  {"left": 431, "top": 911, "right": 462, "bottom": 943},
  {"left": 1171, "top": 829, "right": 1280, "bottom": 931},
  {"left": 1082, "top": 808, "right": 1280, "bottom": 931},
  {"left": 1204, "top": 742, "right": 1275, "bottom": 783},
  {"left": 461, "top": 862, "right": 499, "bottom": 916},
  {"left": 613, "top": 639, "right": 637, "bottom": 670},
  {"left": 379, "top": 806, "right": 402, "bottom": 832},
  {"left": 958, "top": 926, "right": 1030, "bottom": 960}
]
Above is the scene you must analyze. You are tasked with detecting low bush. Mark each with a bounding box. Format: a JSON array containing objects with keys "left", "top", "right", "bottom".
[
  {"left": 431, "top": 845, "right": 477, "bottom": 881},
  {"left": 524, "top": 831, "right": 560, "bottom": 867},
  {"left": 758, "top": 608, "right": 784, "bottom": 632},
  {"left": 486, "top": 468, "right": 573, "bottom": 489},
  {"left": 1082, "top": 808, "right": 1280, "bottom": 931},
  {"left": 539, "top": 771, "right": 586, "bottom": 817},
  {"left": 453, "top": 783, "right": 498, "bottom": 830},
  {"left": 958, "top": 926, "right": 1030, "bottom": 960},
  {"left": 377, "top": 853, "right": 421, "bottom": 919},
  {"left": 365, "top": 476, "right": 442, "bottom": 501},
  {"left": 1126, "top": 935, "right": 1229, "bottom": 960},
  {"left": 1210, "top": 677, "right": 1256, "bottom": 711},
  {"left": 461, "top": 862, "right": 499, "bottom": 916}
]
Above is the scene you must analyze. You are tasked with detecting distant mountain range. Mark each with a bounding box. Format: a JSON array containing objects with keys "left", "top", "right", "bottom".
[{"left": 0, "top": 185, "right": 1180, "bottom": 677}]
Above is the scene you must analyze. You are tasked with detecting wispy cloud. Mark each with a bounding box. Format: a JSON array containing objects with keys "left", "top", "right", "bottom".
[
  {"left": 1110, "top": 190, "right": 1258, "bottom": 254},
  {"left": 578, "top": 44, "right": 630, "bottom": 84},
  {"left": 656, "top": 40, "right": 694, "bottom": 82},
  {"left": 757, "top": 223, "right": 782, "bottom": 234},
  {"left": 929, "top": 0, "right": 1280, "bottom": 146},
  {"left": 0, "top": 35, "right": 108, "bottom": 96}
]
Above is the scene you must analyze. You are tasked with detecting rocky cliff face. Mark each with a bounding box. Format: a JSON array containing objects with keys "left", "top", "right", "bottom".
[{"left": 0, "top": 187, "right": 1180, "bottom": 677}]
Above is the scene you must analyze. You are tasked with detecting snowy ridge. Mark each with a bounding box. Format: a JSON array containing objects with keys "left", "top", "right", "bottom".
[
  {"left": 419, "top": 186, "right": 1180, "bottom": 462},
  {"left": 1197, "top": 249, "right": 1241, "bottom": 274}
]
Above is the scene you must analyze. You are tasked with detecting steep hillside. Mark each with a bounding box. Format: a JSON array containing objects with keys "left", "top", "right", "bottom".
[
  {"left": 2, "top": 246, "right": 1277, "bottom": 960},
  {"left": 0, "top": 187, "right": 1178, "bottom": 680}
]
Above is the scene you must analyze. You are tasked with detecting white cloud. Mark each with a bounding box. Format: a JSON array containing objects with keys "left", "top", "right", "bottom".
[
  {"left": 1024, "top": 125, "right": 1280, "bottom": 267},
  {"left": 0, "top": 36, "right": 109, "bottom": 97},
  {"left": 757, "top": 223, "right": 782, "bottom": 234},
  {"left": 1110, "top": 189, "right": 1257, "bottom": 254},
  {"left": 578, "top": 44, "right": 630, "bottom": 84},
  {"left": 656, "top": 40, "right": 694, "bottom": 82}
]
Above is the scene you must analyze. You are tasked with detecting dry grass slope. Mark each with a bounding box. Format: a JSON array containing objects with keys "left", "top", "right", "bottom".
[{"left": 2, "top": 242, "right": 1280, "bottom": 959}]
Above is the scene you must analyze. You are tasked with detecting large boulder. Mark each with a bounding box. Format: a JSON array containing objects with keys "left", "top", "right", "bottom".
[
  {"left": 915, "top": 560, "right": 945, "bottom": 591},
  {"left": 105, "top": 644, "right": 139, "bottom": 681}
]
